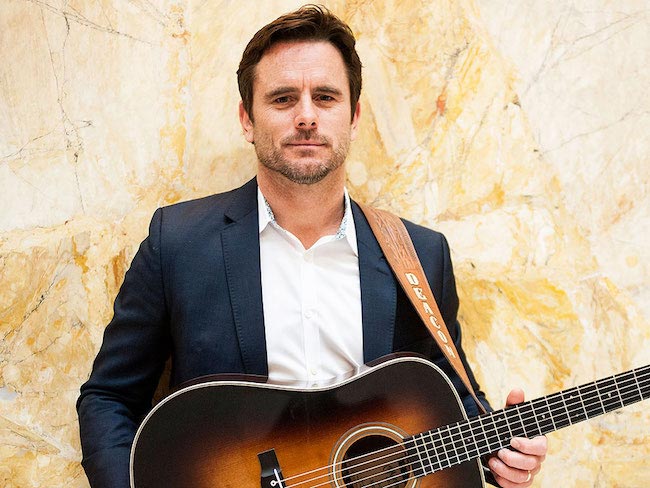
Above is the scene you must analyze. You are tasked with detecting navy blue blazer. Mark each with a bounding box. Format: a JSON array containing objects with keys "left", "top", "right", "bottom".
[{"left": 77, "top": 178, "right": 489, "bottom": 488}]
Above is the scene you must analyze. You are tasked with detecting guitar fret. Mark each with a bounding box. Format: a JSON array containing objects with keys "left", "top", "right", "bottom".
[
  {"left": 489, "top": 410, "right": 512, "bottom": 448},
  {"left": 593, "top": 379, "right": 607, "bottom": 414},
  {"left": 474, "top": 412, "right": 498, "bottom": 454},
  {"left": 488, "top": 412, "right": 503, "bottom": 452},
  {"left": 614, "top": 373, "right": 626, "bottom": 407},
  {"left": 434, "top": 425, "right": 452, "bottom": 470},
  {"left": 530, "top": 398, "right": 553, "bottom": 435},
  {"left": 448, "top": 423, "right": 465, "bottom": 464},
  {"left": 451, "top": 423, "right": 466, "bottom": 463},
  {"left": 426, "top": 430, "right": 443, "bottom": 473},
  {"left": 436, "top": 430, "right": 448, "bottom": 472},
  {"left": 597, "top": 377, "right": 623, "bottom": 412},
  {"left": 543, "top": 395, "right": 558, "bottom": 432},
  {"left": 463, "top": 424, "right": 481, "bottom": 459},
  {"left": 562, "top": 388, "right": 576, "bottom": 425},
  {"left": 517, "top": 401, "right": 541, "bottom": 438},
  {"left": 455, "top": 423, "right": 470, "bottom": 463},
  {"left": 420, "top": 432, "right": 435, "bottom": 475},
  {"left": 455, "top": 423, "right": 467, "bottom": 463},
  {"left": 564, "top": 386, "right": 587, "bottom": 424},
  {"left": 463, "top": 419, "right": 483, "bottom": 459},
  {"left": 477, "top": 414, "right": 493, "bottom": 453},
  {"left": 635, "top": 367, "right": 650, "bottom": 400},
  {"left": 410, "top": 434, "right": 428, "bottom": 477},
  {"left": 404, "top": 438, "right": 417, "bottom": 476},
  {"left": 632, "top": 370, "right": 644, "bottom": 402},
  {"left": 579, "top": 385, "right": 591, "bottom": 419},
  {"left": 545, "top": 391, "right": 570, "bottom": 429},
  {"left": 581, "top": 383, "right": 605, "bottom": 418},
  {"left": 502, "top": 409, "right": 516, "bottom": 439},
  {"left": 513, "top": 404, "right": 528, "bottom": 438},
  {"left": 439, "top": 427, "right": 453, "bottom": 469},
  {"left": 617, "top": 371, "right": 642, "bottom": 404}
]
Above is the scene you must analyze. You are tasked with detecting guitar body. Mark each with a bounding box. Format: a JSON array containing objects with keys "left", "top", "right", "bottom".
[{"left": 130, "top": 355, "right": 486, "bottom": 488}]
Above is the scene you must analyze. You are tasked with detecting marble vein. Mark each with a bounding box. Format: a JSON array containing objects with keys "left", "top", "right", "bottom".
[{"left": 25, "top": 0, "right": 153, "bottom": 44}]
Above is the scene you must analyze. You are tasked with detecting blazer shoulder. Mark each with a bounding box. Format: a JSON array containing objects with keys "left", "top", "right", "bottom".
[
  {"left": 400, "top": 217, "right": 449, "bottom": 251},
  {"left": 158, "top": 178, "right": 257, "bottom": 229},
  {"left": 160, "top": 193, "right": 224, "bottom": 224},
  {"left": 147, "top": 179, "right": 258, "bottom": 255}
]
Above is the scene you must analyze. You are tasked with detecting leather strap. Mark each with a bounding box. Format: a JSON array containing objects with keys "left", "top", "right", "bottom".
[{"left": 360, "top": 203, "right": 487, "bottom": 414}]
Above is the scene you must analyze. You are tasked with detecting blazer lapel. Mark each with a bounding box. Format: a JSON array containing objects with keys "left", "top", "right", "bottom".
[
  {"left": 222, "top": 178, "right": 268, "bottom": 376},
  {"left": 352, "top": 202, "right": 396, "bottom": 363}
]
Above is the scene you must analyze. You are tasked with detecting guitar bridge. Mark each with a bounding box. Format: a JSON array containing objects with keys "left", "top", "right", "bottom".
[{"left": 258, "top": 448, "right": 285, "bottom": 488}]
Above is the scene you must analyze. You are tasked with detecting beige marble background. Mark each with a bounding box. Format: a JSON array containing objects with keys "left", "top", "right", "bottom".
[{"left": 1, "top": 0, "right": 649, "bottom": 486}]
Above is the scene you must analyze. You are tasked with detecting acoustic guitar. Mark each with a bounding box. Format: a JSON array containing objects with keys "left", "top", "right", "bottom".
[{"left": 130, "top": 354, "right": 649, "bottom": 488}]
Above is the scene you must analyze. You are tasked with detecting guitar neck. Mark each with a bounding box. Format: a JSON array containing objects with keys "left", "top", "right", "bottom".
[{"left": 408, "top": 364, "right": 650, "bottom": 477}]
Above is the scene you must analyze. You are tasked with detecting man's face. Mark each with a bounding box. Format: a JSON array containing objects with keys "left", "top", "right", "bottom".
[{"left": 239, "top": 41, "right": 360, "bottom": 185}]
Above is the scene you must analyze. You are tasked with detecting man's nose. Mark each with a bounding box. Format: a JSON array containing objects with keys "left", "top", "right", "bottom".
[{"left": 294, "top": 98, "right": 318, "bottom": 130}]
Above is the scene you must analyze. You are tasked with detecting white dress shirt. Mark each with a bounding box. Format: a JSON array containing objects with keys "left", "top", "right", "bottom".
[{"left": 258, "top": 188, "right": 364, "bottom": 384}]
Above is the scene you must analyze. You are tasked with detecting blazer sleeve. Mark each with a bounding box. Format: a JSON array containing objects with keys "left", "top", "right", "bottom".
[{"left": 77, "top": 208, "right": 172, "bottom": 488}]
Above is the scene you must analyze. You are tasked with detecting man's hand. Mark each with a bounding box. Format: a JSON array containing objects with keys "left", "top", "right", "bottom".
[{"left": 487, "top": 389, "right": 548, "bottom": 487}]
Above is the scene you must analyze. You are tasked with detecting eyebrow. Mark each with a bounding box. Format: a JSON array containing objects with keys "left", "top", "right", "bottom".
[
  {"left": 316, "top": 86, "right": 344, "bottom": 97},
  {"left": 264, "top": 85, "right": 344, "bottom": 100}
]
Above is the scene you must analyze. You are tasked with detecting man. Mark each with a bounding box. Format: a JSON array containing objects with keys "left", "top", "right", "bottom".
[{"left": 77, "top": 5, "right": 547, "bottom": 487}]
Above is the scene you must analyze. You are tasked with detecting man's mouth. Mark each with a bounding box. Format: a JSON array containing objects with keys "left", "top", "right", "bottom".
[{"left": 283, "top": 133, "right": 329, "bottom": 148}]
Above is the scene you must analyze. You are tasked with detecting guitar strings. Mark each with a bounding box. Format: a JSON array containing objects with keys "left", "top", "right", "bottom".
[
  {"left": 401, "top": 369, "right": 650, "bottom": 476},
  {"left": 279, "top": 439, "right": 416, "bottom": 488},
  {"left": 286, "top": 370, "right": 634, "bottom": 486},
  {"left": 277, "top": 367, "right": 650, "bottom": 488},
  {"left": 281, "top": 368, "right": 650, "bottom": 488},
  {"left": 299, "top": 368, "right": 650, "bottom": 488}
]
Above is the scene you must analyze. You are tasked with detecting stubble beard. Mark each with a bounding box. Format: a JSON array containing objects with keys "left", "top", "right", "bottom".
[{"left": 255, "top": 130, "right": 350, "bottom": 185}]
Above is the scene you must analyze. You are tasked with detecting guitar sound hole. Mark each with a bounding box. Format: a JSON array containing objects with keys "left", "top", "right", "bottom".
[{"left": 341, "top": 435, "right": 410, "bottom": 488}]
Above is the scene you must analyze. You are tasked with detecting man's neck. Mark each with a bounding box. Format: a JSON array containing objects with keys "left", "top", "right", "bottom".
[{"left": 257, "top": 171, "right": 346, "bottom": 249}]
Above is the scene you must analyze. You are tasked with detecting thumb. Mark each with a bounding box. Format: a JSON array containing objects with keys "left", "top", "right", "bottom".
[{"left": 505, "top": 388, "right": 525, "bottom": 407}]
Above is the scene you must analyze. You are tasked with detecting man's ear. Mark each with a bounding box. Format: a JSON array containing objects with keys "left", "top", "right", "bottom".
[
  {"left": 239, "top": 101, "right": 254, "bottom": 143},
  {"left": 350, "top": 101, "right": 361, "bottom": 141}
]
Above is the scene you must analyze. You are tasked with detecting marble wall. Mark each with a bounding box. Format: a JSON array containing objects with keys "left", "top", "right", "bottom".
[{"left": 1, "top": 0, "right": 648, "bottom": 486}]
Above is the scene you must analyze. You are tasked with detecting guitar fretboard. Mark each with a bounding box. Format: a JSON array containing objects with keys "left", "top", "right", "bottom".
[{"left": 405, "top": 364, "right": 650, "bottom": 477}]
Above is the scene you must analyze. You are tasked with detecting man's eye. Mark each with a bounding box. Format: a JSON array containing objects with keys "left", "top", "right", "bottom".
[
  {"left": 274, "top": 96, "right": 291, "bottom": 104},
  {"left": 317, "top": 95, "right": 334, "bottom": 102}
]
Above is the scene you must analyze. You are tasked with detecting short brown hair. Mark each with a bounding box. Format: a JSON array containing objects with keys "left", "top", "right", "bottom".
[{"left": 237, "top": 4, "right": 362, "bottom": 121}]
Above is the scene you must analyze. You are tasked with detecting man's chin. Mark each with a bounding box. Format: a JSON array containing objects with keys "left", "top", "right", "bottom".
[
  {"left": 258, "top": 150, "right": 345, "bottom": 185},
  {"left": 279, "top": 168, "right": 331, "bottom": 185}
]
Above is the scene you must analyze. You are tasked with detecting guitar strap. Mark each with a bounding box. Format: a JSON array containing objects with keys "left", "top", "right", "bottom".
[{"left": 359, "top": 203, "right": 487, "bottom": 414}]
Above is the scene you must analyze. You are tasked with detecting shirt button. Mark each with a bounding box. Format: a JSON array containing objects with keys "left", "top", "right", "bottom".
[
  {"left": 310, "top": 368, "right": 318, "bottom": 376},
  {"left": 304, "top": 310, "right": 313, "bottom": 319}
]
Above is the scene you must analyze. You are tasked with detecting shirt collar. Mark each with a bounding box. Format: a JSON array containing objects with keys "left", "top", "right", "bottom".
[{"left": 257, "top": 186, "right": 358, "bottom": 255}]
